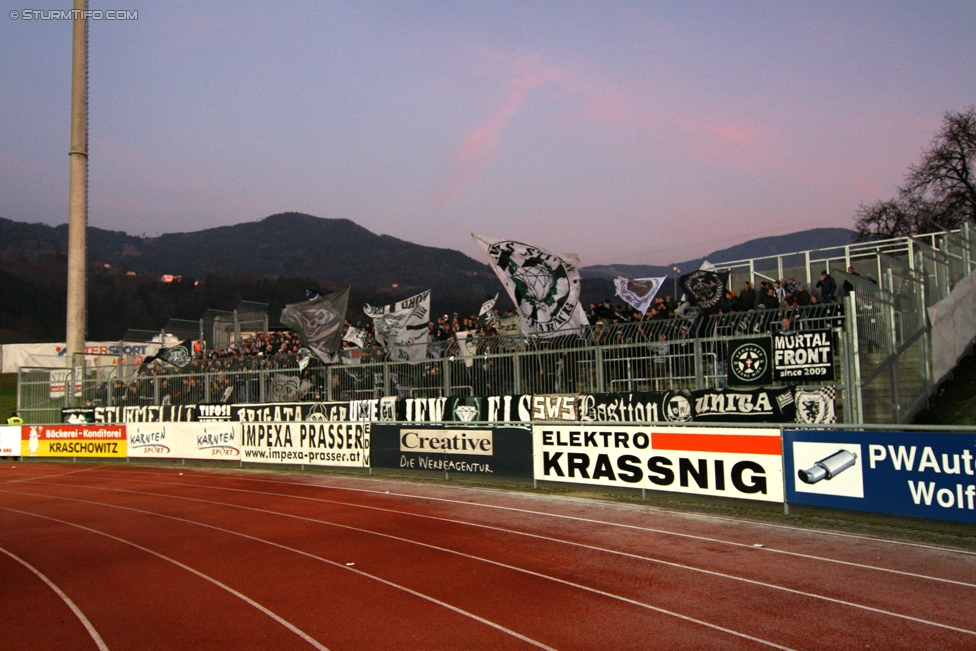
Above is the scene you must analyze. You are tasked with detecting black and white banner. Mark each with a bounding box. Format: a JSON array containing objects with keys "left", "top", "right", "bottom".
[
  {"left": 772, "top": 330, "right": 835, "bottom": 382},
  {"left": 534, "top": 425, "right": 783, "bottom": 502},
  {"left": 691, "top": 387, "right": 796, "bottom": 423},
  {"left": 281, "top": 286, "right": 350, "bottom": 363},
  {"left": 727, "top": 337, "right": 774, "bottom": 386},
  {"left": 613, "top": 276, "right": 666, "bottom": 315},
  {"left": 364, "top": 290, "right": 431, "bottom": 361},
  {"left": 473, "top": 234, "right": 587, "bottom": 336}
]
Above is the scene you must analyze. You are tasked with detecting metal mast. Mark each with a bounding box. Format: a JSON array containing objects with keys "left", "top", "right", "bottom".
[{"left": 66, "top": 0, "right": 88, "bottom": 364}]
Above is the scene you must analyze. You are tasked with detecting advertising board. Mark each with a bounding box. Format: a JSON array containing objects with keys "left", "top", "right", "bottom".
[
  {"left": 371, "top": 424, "right": 533, "bottom": 478},
  {"left": 21, "top": 425, "right": 126, "bottom": 458},
  {"left": 783, "top": 430, "right": 976, "bottom": 524},
  {"left": 127, "top": 422, "right": 241, "bottom": 461},
  {"left": 534, "top": 425, "right": 783, "bottom": 502},
  {"left": 240, "top": 421, "right": 370, "bottom": 467}
]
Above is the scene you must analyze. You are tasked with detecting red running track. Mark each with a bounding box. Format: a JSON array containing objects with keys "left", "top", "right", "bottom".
[{"left": 1, "top": 461, "right": 975, "bottom": 650}]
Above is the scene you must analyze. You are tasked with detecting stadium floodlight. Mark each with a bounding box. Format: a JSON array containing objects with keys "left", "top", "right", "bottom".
[{"left": 66, "top": 0, "right": 89, "bottom": 381}]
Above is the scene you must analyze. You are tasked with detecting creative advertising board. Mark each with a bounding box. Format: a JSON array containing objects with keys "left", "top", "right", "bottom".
[
  {"left": 783, "top": 430, "right": 976, "bottom": 524},
  {"left": 127, "top": 422, "right": 241, "bottom": 461},
  {"left": 21, "top": 424, "right": 126, "bottom": 458},
  {"left": 371, "top": 424, "right": 533, "bottom": 478},
  {"left": 533, "top": 425, "right": 784, "bottom": 502},
  {"left": 240, "top": 421, "right": 370, "bottom": 467}
]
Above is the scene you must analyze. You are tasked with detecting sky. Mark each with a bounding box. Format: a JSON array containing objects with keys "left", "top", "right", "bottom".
[{"left": 1, "top": 2, "right": 974, "bottom": 266}]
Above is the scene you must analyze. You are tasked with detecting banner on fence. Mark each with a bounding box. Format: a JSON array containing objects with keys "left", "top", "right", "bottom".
[
  {"left": 772, "top": 330, "right": 835, "bottom": 382},
  {"left": 241, "top": 421, "right": 370, "bottom": 467},
  {"left": 783, "top": 430, "right": 976, "bottom": 524},
  {"left": 371, "top": 424, "right": 533, "bottom": 477},
  {"left": 533, "top": 425, "right": 783, "bottom": 502},
  {"left": 2, "top": 341, "right": 159, "bottom": 373},
  {"left": 0, "top": 426, "right": 19, "bottom": 456},
  {"left": 127, "top": 422, "right": 241, "bottom": 460},
  {"left": 21, "top": 425, "right": 126, "bottom": 458},
  {"left": 691, "top": 387, "right": 796, "bottom": 423},
  {"left": 726, "top": 338, "right": 773, "bottom": 386}
]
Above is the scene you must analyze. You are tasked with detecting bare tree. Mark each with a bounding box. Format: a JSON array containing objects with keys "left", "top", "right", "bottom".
[{"left": 854, "top": 107, "right": 976, "bottom": 241}]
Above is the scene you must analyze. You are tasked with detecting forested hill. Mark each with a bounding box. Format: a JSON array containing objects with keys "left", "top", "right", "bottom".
[{"left": 0, "top": 212, "right": 497, "bottom": 298}]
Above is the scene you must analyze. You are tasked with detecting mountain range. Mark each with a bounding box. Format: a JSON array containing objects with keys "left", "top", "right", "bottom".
[{"left": 0, "top": 212, "right": 856, "bottom": 298}]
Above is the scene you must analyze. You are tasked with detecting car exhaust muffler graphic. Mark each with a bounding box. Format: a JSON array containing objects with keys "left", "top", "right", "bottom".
[{"left": 798, "top": 449, "right": 857, "bottom": 484}]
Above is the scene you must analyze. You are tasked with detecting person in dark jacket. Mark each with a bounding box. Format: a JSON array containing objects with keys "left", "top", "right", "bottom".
[
  {"left": 759, "top": 286, "right": 779, "bottom": 310},
  {"left": 739, "top": 282, "right": 757, "bottom": 311},
  {"left": 816, "top": 271, "right": 837, "bottom": 302}
]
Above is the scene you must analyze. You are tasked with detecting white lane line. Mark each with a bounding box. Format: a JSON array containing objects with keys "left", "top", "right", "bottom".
[
  {"left": 1, "top": 466, "right": 99, "bottom": 484},
  {"left": 80, "top": 469, "right": 976, "bottom": 589},
  {"left": 0, "top": 505, "right": 331, "bottom": 651},
  {"left": 0, "top": 493, "right": 555, "bottom": 651},
  {"left": 52, "top": 480, "right": 976, "bottom": 639},
  {"left": 0, "top": 546, "right": 110, "bottom": 651},
  {"left": 5, "top": 487, "right": 794, "bottom": 651},
  {"left": 103, "top": 465, "right": 976, "bottom": 558}
]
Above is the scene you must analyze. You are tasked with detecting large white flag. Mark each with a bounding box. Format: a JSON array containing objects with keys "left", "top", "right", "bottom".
[
  {"left": 613, "top": 276, "right": 666, "bottom": 314},
  {"left": 364, "top": 290, "right": 431, "bottom": 361},
  {"left": 472, "top": 234, "right": 587, "bottom": 336}
]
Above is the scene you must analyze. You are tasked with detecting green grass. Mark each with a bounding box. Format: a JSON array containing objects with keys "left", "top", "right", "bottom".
[
  {"left": 0, "top": 373, "right": 16, "bottom": 422},
  {"left": 913, "top": 349, "right": 976, "bottom": 425}
]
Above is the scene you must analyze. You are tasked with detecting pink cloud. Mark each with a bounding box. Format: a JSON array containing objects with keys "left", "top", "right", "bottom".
[{"left": 429, "top": 53, "right": 566, "bottom": 210}]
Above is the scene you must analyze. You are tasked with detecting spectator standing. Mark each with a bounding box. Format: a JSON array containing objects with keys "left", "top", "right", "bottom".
[
  {"left": 739, "top": 282, "right": 757, "bottom": 311},
  {"left": 816, "top": 271, "right": 837, "bottom": 302}
]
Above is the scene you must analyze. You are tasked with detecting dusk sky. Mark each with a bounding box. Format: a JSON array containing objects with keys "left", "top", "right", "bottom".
[{"left": 1, "top": 2, "right": 974, "bottom": 266}]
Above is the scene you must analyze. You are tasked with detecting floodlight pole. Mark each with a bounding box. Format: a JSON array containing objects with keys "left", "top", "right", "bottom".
[{"left": 66, "top": 0, "right": 88, "bottom": 366}]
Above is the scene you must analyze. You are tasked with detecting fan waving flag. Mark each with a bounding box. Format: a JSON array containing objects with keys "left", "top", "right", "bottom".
[
  {"left": 614, "top": 276, "right": 666, "bottom": 314},
  {"left": 472, "top": 234, "right": 587, "bottom": 336},
  {"left": 280, "top": 286, "right": 350, "bottom": 363},
  {"left": 364, "top": 290, "right": 431, "bottom": 361}
]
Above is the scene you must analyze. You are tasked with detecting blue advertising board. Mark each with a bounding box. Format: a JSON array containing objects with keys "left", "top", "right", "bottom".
[{"left": 783, "top": 430, "right": 976, "bottom": 524}]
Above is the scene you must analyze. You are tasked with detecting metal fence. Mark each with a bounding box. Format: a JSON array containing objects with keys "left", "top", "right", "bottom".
[{"left": 16, "top": 227, "right": 976, "bottom": 426}]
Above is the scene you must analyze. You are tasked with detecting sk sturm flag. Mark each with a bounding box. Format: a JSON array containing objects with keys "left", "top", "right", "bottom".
[
  {"left": 679, "top": 270, "right": 727, "bottom": 314},
  {"left": 472, "top": 234, "right": 587, "bottom": 337},
  {"left": 280, "top": 286, "right": 350, "bottom": 364},
  {"left": 364, "top": 290, "right": 431, "bottom": 361},
  {"left": 151, "top": 340, "right": 193, "bottom": 369},
  {"left": 478, "top": 294, "right": 498, "bottom": 326},
  {"left": 614, "top": 277, "right": 666, "bottom": 314}
]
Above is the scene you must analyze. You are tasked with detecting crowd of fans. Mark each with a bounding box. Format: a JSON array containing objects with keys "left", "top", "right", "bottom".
[{"left": 91, "top": 269, "right": 861, "bottom": 408}]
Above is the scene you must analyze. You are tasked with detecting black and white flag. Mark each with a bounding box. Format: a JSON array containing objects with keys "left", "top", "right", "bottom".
[
  {"left": 679, "top": 270, "right": 727, "bottom": 314},
  {"left": 342, "top": 326, "right": 369, "bottom": 349},
  {"left": 364, "top": 290, "right": 431, "bottom": 361},
  {"left": 478, "top": 294, "right": 498, "bottom": 326},
  {"left": 149, "top": 340, "right": 193, "bottom": 369},
  {"left": 280, "top": 286, "right": 349, "bottom": 364},
  {"left": 472, "top": 234, "right": 587, "bottom": 337},
  {"left": 613, "top": 276, "right": 666, "bottom": 314}
]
